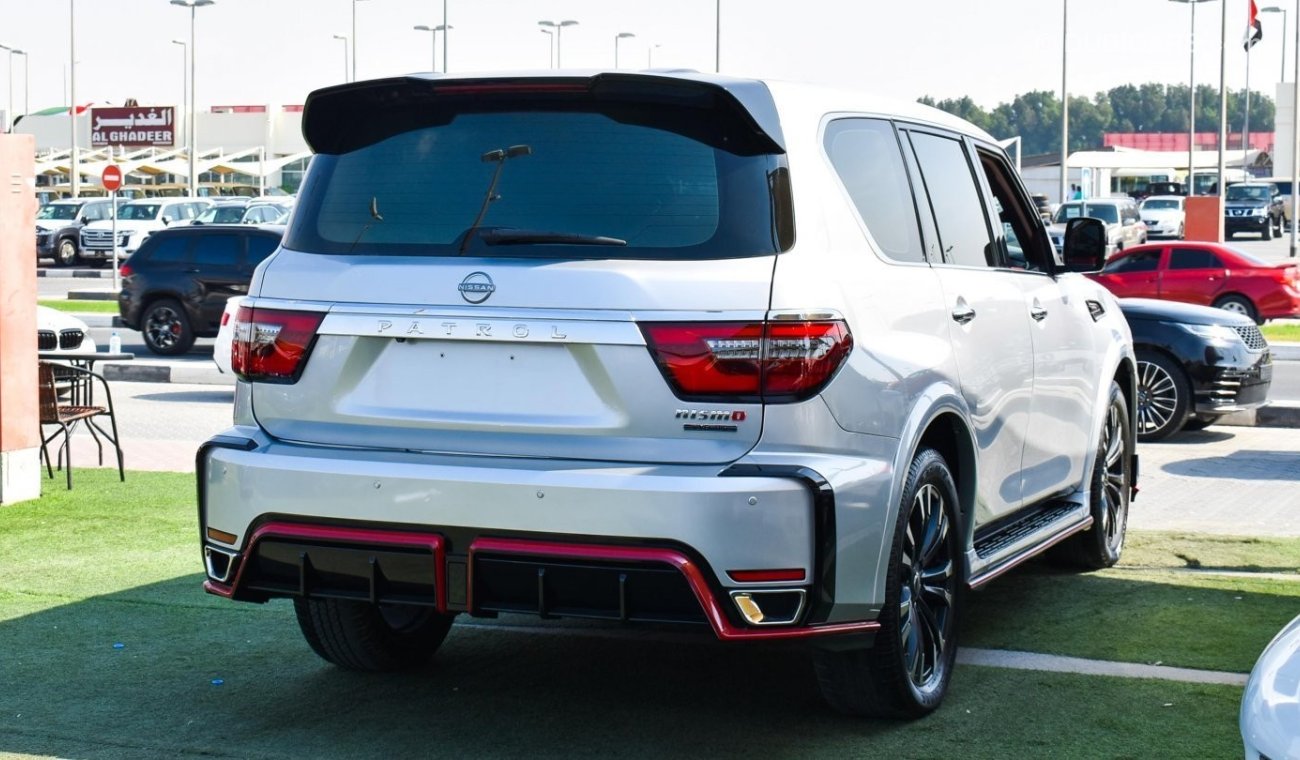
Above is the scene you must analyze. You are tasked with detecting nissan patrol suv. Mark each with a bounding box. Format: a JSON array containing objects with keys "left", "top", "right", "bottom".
[{"left": 198, "top": 71, "right": 1137, "bottom": 719}]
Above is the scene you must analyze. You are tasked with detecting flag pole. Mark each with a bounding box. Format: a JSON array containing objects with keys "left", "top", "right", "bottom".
[{"left": 1245, "top": 49, "right": 1252, "bottom": 171}]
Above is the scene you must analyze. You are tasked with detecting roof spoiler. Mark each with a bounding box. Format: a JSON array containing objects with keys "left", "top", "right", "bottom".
[{"left": 301, "top": 72, "right": 785, "bottom": 156}]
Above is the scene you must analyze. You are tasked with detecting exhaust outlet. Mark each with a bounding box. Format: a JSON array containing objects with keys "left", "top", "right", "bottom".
[
  {"left": 729, "top": 589, "right": 807, "bottom": 626},
  {"left": 204, "top": 545, "right": 238, "bottom": 583}
]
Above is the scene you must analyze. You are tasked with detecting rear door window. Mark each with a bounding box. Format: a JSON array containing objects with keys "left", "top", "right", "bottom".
[
  {"left": 191, "top": 233, "right": 243, "bottom": 268},
  {"left": 823, "top": 118, "right": 925, "bottom": 264},
  {"left": 140, "top": 234, "right": 191, "bottom": 265},
  {"left": 287, "top": 107, "right": 791, "bottom": 260},
  {"left": 905, "top": 130, "right": 993, "bottom": 268},
  {"left": 1169, "top": 248, "right": 1224, "bottom": 269}
]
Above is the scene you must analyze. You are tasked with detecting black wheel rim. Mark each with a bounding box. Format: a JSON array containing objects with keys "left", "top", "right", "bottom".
[
  {"left": 1135, "top": 359, "right": 1177, "bottom": 435},
  {"left": 145, "top": 306, "right": 184, "bottom": 350},
  {"left": 1098, "top": 399, "right": 1129, "bottom": 549},
  {"left": 899, "top": 482, "right": 955, "bottom": 690}
]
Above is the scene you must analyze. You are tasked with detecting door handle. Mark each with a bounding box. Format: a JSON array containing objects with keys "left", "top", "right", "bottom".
[
  {"left": 951, "top": 302, "right": 976, "bottom": 325},
  {"left": 1030, "top": 304, "right": 1049, "bottom": 322}
]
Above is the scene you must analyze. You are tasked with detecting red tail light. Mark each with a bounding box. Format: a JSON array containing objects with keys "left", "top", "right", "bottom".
[
  {"left": 231, "top": 306, "right": 325, "bottom": 383},
  {"left": 1275, "top": 265, "right": 1299, "bottom": 286},
  {"left": 640, "top": 320, "right": 853, "bottom": 402},
  {"left": 118, "top": 262, "right": 133, "bottom": 278}
]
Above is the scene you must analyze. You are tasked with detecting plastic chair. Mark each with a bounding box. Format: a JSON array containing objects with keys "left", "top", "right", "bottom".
[{"left": 37, "top": 362, "right": 125, "bottom": 489}]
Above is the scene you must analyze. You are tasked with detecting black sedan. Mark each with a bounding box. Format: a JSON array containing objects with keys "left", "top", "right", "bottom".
[{"left": 1121, "top": 298, "right": 1272, "bottom": 441}]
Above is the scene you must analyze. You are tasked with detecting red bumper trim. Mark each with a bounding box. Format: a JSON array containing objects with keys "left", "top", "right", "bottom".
[
  {"left": 203, "top": 521, "right": 448, "bottom": 612},
  {"left": 468, "top": 536, "right": 879, "bottom": 641}
]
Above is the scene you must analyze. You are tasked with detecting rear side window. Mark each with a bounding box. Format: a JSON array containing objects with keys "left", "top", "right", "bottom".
[
  {"left": 1102, "top": 250, "right": 1160, "bottom": 273},
  {"left": 286, "top": 108, "right": 791, "bottom": 260},
  {"left": 192, "top": 233, "right": 242, "bottom": 266},
  {"left": 142, "top": 235, "right": 190, "bottom": 263},
  {"left": 824, "top": 119, "right": 924, "bottom": 263},
  {"left": 1169, "top": 248, "right": 1223, "bottom": 270},
  {"left": 906, "top": 131, "right": 992, "bottom": 268},
  {"left": 246, "top": 234, "right": 280, "bottom": 266}
]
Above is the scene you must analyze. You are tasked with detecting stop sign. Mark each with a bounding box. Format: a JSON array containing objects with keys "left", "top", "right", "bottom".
[{"left": 101, "top": 165, "right": 123, "bottom": 192}]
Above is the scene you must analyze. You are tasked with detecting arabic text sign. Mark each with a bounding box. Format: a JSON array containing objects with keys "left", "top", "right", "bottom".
[{"left": 90, "top": 107, "right": 176, "bottom": 148}]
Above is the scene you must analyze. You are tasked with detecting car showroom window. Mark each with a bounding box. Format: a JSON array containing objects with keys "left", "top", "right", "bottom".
[
  {"left": 1102, "top": 249, "right": 1160, "bottom": 273},
  {"left": 1169, "top": 248, "right": 1223, "bottom": 270},
  {"left": 906, "top": 130, "right": 993, "bottom": 268},
  {"left": 824, "top": 118, "right": 925, "bottom": 263},
  {"left": 975, "top": 148, "right": 1049, "bottom": 271}
]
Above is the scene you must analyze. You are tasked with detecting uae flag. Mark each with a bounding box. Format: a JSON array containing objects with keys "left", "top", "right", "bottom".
[{"left": 1244, "top": 0, "right": 1263, "bottom": 51}]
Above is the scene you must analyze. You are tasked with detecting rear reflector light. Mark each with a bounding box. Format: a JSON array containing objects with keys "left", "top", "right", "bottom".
[
  {"left": 640, "top": 320, "right": 852, "bottom": 402},
  {"left": 118, "top": 262, "right": 133, "bottom": 277},
  {"left": 231, "top": 306, "right": 325, "bottom": 383},
  {"left": 434, "top": 83, "right": 589, "bottom": 96},
  {"left": 220, "top": 312, "right": 231, "bottom": 327},
  {"left": 727, "top": 569, "right": 807, "bottom": 583}
]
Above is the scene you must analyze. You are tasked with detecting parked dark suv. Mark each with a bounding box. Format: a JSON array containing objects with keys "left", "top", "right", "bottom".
[
  {"left": 118, "top": 224, "right": 283, "bottom": 355},
  {"left": 1224, "top": 182, "right": 1285, "bottom": 239},
  {"left": 36, "top": 198, "right": 114, "bottom": 266}
]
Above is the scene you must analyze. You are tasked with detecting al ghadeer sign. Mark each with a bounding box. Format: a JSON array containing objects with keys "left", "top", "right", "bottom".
[{"left": 90, "top": 106, "right": 176, "bottom": 148}]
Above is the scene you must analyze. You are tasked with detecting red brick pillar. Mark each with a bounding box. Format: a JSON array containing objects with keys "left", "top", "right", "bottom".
[{"left": 0, "top": 134, "right": 39, "bottom": 504}]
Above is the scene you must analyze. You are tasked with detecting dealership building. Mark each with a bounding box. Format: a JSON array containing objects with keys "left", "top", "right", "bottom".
[{"left": 14, "top": 103, "right": 312, "bottom": 197}]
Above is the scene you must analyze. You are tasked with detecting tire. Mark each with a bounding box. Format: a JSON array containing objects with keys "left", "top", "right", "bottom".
[
  {"left": 1273, "top": 216, "right": 1284, "bottom": 236},
  {"left": 140, "top": 298, "right": 196, "bottom": 355},
  {"left": 1134, "top": 349, "right": 1190, "bottom": 442},
  {"left": 1056, "top": 381, "right": 1132, "bottom": 569},
  {"left": 1263, "top": 222, "right": 1273, "bottom": 240},
  {"left": 1213, "top": 294, "right": 1259, "bottom": 324},
  {"left": 813, "top": 448, "right": 960, "bottom": 719},
  {"left": 1177, "top": 223, "right": 1185, "bottom": 240},
  {"left": 1182, "top": 415, "right": 1221, "bottom": 432},
  {"left": 294, "top": 598, "right": 454, "bottom": 671},
  {"left": 55, "top": 238, "right": 80, "bottom": 267}
]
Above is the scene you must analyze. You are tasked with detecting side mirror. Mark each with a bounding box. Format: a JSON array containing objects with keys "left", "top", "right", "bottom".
[
  {"left": 161, "top": 216, "right": 172, "bottom": 225},
  {"left": 1061, "top": 217, "right": 1107, "bottom": 273}
]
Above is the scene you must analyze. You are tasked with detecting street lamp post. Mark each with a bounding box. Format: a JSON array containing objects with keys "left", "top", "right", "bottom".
[
  {"left": 350, "top": 0, "right": 371, "bottom": 82},
  {"left": 614, "top": 32, "right": 635, "bottom": 69},
  {"left": 537, "top": 20, "right": 578, "bottom": 68},
  {"left": 15, "top": 49, "right": 27, "bottom": 125},
  {"left": 648, "top": 43, "right": 661, "bottom": 67},
  {"left": 69, "top": 0, "right": 77, "bottom": 196},
  {"left": 332, "top": 34, "right": 349, "bottom": 82},
  {"left": 1292, "top": 0, "right": 1299, "bottom": 257},
  {"left": 170, "top": 0, "right": 214, "bottom": 199},
  {"left": 442, "top": 0, "right": 448, "bottom": 73},
  {"left": 1261, "top": 6, "right": 1288, "bottom": 82},
  {"left": 715, "top": 0, "right": 721, "bottom": 72},
  {"left": 0, "top": 44, "right": 21, "bottom": 133},
  {"left": 1170, "top": 0, "right": 1218, "bottom": 198},
  {"left": 1060, "top": 0, "right": 1069, "bottom": 205},
  {"left": 540, "top": 28, "right": 554, "bottom": 68},
  {"left": 414, "top": 24, "right": 453, "bottom": 72},
  {"left": 171, "top": 40, "right": 186, "bottom": 152}
]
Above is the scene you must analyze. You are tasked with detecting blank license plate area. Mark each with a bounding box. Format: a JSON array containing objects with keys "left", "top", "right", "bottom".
[{"left": 340, "top": 339, "right": 612, "bottom": 424}]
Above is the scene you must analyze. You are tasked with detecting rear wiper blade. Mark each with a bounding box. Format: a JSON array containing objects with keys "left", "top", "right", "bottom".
[{"left": 479, "top": 229, "right": 627, "bottom": 247}]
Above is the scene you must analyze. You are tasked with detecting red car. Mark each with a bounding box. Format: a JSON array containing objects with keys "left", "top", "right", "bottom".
[{"left": 1088, "top": 242, "right": 1300, "bottom": 323}]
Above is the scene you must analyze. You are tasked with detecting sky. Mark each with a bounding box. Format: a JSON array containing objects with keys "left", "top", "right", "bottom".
[{"left": 0, "top": 0, "right": 1294, "bottom": 117}]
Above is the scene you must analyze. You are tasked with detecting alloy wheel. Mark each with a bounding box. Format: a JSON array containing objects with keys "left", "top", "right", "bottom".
[
  {"left": 1097, "top": 399, "right": 1128, "bottom": 550},
  {"left": 145, "top": 306, "right": 184, "bottom": 350},
  {"left": 1136, "top": 359, "right": 1178, "bottom": 436},
  {"left": 1220, "top": 301, "right": 1250, "bottom": 317},
  {"left": 899, "top": 482, "right": 955, "bottom": 690}
]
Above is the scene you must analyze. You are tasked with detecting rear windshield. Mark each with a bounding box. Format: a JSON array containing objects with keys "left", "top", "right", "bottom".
[{"left": 285, "top": 109, "right": 791, "bottom": 259}]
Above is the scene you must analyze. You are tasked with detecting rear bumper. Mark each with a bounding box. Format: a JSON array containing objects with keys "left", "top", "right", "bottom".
[{"left": 197, "top": 433, "right": 880, "bottom": 641}]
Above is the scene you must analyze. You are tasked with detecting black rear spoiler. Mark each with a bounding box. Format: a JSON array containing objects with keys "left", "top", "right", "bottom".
[{"left": 301, "top": 72, "right": 786, "bottom": 157}]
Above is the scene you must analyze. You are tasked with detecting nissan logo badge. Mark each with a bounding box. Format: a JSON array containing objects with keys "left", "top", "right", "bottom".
[{"left": 458, "top": 272, "right": 495, "bottom": 304}]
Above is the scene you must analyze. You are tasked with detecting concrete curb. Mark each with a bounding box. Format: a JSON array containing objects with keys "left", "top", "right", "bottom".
[
  {"left": 1221, "top": 402, "right": 1300, "bottom": 429},
  {"left": 956, "top": 648, "right": 1248, "bottom": 687},
  {"left": 67, "top": 288, "right": 118, "bottom": 301},
  {"left": 102, "top": 362, "right": 232, "bottom": 386},
  {"left": 1273, "top": 343, "right": 1300, "bottom": 361},
  {"left": 37, "top": 269, "right": 114, "bottom": 279}
]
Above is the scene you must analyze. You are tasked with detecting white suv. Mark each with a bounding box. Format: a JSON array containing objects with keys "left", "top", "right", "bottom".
[
  {"left": 198, "top": 71, "right": 1137, "bottom": 719},
  {"left": 79, "top": 197, "right": 210, "bottom": 260}
]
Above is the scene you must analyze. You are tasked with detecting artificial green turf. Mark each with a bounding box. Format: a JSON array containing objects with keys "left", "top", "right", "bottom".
[
  {"left": 0, "top": 471, "right": 1282, "bottom": 757},
  {"left": 38, "top": 299, "right": 120, "bottom": 314}
]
